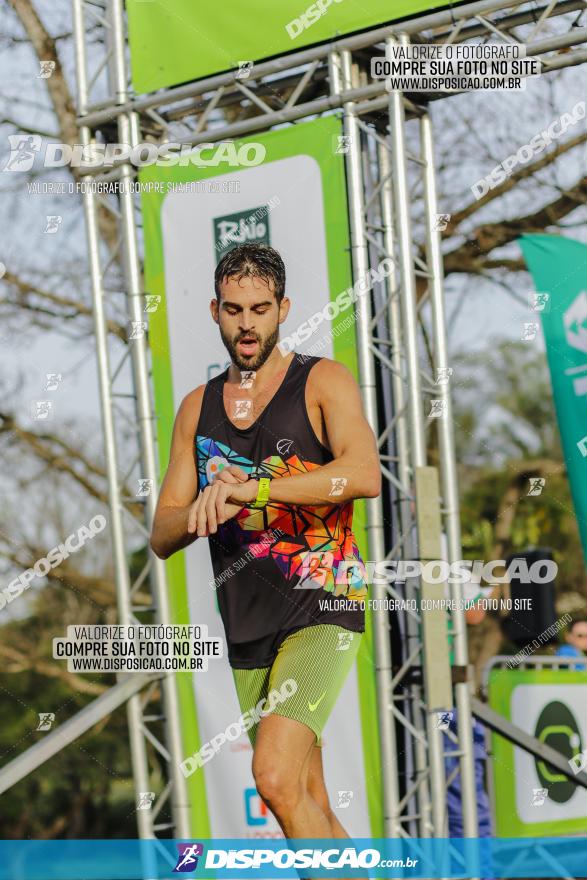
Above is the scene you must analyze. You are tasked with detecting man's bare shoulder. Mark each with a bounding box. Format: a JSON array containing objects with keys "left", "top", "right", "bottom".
[
  {"left": 306, "top": 357, "right": 358, "bottom": 399},
  {"left": 176, "top": 385, "right": 206, "bottom": 438}
]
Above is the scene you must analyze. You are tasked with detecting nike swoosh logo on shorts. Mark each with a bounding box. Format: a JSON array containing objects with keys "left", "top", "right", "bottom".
[{"left": 308, "top": 691, "right": 327, "bottom": 712}]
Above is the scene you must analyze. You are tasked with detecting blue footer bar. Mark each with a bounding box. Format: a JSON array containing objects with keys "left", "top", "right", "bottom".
[{"left": 0, "top": 837, "right": 586, "bottom": 879}]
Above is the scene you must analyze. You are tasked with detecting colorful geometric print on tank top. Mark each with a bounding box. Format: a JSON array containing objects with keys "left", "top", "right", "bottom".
[{"left": 195, "top": 353, "right": 367, "bottom": 668}]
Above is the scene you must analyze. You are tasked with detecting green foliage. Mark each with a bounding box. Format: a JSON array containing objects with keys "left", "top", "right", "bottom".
[
  {"left": 0, "top": 667, "right": 138, "bottom": 837},
  {"left": 0, "top": 584, "right": 146, "bottom": 837},
  {"left": 453, "top": 338, "right": 586, "bottom": 599},
  {"left": 452, "top": 339, "right": 562, "bottom": 465}
]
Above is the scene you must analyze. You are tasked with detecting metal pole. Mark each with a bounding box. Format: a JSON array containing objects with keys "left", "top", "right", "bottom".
[
  {"left": 420, "top": 111, "right": 479, "bottom": 839},
  {"left": 106, "top": 0, "right": 191, "bottom": 836},
  {"left": 377, "top": 142, "right": 432, "bottom": 838},
  {"left": 328, "top": 48, "right": 402, "bottom": 838},
  {"left": 386, "top": 33, "right": 448, "bottom": 838},
  {"left": 376, "top": 147, "right": 412, "bottom": 565},
  {"left": 72, "top": 0, "right": 153, "bottom": 838}
]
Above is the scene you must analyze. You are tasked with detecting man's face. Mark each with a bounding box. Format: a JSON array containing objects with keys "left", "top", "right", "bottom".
[
  {"left": 211, "top": 273, "right": 290, "bottom": 371},
  {"left": 567, "top": 622, "right": 587, "bottom": 652}
]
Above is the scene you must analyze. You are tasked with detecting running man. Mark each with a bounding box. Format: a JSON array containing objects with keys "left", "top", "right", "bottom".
[{"left": 150, "top": 243, "right": 381, "bottom": 839}]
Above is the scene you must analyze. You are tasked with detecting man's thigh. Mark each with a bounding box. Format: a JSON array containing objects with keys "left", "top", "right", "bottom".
[
  {"left": 232, "top": 665, "right": 271, "bottom": 747},
  {"left": 266, "top": 624, "right": 362, "bottom": 741},
  {"left": 233, "top": 624, "right": 361, "bottom": 748}
]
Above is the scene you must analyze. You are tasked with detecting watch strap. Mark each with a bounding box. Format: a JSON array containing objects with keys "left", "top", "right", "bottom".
[{"left": 251, "top": 476, "right": 271, "bottom": 509}]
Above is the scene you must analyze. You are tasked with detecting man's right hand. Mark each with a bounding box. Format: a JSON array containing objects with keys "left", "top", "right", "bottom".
[
  {"left": 150, "top": 387, "right": 249, "bottom": 557},
  {"left": 187, "top": 480, "right": 244, "bottom": 537}
]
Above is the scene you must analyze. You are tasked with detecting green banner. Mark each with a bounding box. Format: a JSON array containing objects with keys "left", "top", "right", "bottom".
[
  {"left": 127, "top": 0, "right": 447, "bottom": 93},
  {"left": 140, "top": 116, "right": 382, "bottom": 836},
  {"left": 489, "top": 667, "right": 587, "bottom": 836},
  {"left": 519, "top": 234, "right": 587, "bottom": 566}
]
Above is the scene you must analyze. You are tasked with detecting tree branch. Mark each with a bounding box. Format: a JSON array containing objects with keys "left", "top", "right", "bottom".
[
  {"left": 442, "top": 177, "right": 587, "bottom": 276},
  {"left": 5, "top": 0, "right": 121, "bottom": 252},
  {"left": 0, "top": 644, "right": 107, "bottom": 695},
  {"left": 442, "top": 130, "right": 587, "bottom": 238},
  {"left": 6, "top": 0, "right": 78, "bottom": 145},
  {"left": 1, "top": 269, "right": 127, "bottom": 342},
  {"left": 0, "top": 116, "right": 58, "bottom": 138},
  {"left": 0, "top": 410, "right": 143, "bottom": 518}
]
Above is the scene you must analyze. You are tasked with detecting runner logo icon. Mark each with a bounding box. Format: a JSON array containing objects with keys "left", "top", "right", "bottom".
[{"left": 173, "top": 843, "right": 204, "bottom": 873}]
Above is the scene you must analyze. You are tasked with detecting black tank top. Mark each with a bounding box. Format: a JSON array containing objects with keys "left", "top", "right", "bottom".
[{"left": 195, "top": 353, "right": 367, "bottom": 668}]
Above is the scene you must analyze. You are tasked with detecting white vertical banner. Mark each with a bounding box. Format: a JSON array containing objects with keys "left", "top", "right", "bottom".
[
  {"left": 144, "top": 121, "right": 378, "bottom": 837},
  {"left": 140, "top": 116, "right": 383, "bottom": 838}
]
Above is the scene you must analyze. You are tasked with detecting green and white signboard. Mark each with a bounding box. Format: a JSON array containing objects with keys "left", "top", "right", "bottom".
[
  {"left": 126, "top": 0, "right": 450, "bottom": 93},
  {"left": 489, "top": 667, "right": 587, "bottom": 836},
  {"left": 140, "top": 116, "right": 382, "bottom": 837},
  {"left": 213, "top": 203, "right": 274, "bottom": 261}
]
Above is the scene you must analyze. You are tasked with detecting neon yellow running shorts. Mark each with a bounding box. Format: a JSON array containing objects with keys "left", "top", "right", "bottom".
[{"left": 232, "top": 624, "right": 361, "bottom": 746}]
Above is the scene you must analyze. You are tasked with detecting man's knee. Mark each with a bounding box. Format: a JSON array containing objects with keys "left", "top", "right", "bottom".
[{"left": 253, "top": 758, "right": 302, "bottom": 814}]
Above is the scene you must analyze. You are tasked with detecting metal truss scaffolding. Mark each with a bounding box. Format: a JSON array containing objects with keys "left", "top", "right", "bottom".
[
  {"left": 2, "top": 0, "right": 586, "bottom": 843},
  {"left": 70, "top": 0, "right": 192, "bottom": 837},
  {"left": 328, "top": 38, "right": 479, "bottom": 838}
]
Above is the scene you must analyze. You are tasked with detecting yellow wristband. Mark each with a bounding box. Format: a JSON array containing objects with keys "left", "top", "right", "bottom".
[{"left": 251, "top": 477, "right": 271, "bottom": 509}]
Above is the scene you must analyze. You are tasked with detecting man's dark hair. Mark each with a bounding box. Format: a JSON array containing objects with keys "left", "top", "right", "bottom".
[{"left": 214, "top": 244, "right": 286, "bottom": 303}]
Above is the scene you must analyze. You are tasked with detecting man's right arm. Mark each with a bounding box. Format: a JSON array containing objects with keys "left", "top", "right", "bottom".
[{"left": 149, "top": 386, "right": 204, "bottom": 560}]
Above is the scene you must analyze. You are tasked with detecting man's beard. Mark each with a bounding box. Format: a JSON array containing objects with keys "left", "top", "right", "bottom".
[{"left": 219, "top": 323, "right": 280, "bottom": 372}]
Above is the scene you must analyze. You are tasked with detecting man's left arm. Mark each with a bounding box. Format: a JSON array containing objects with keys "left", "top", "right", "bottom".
[{"left": 222, "top": 360, "right": 382, "bottom": 506}]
